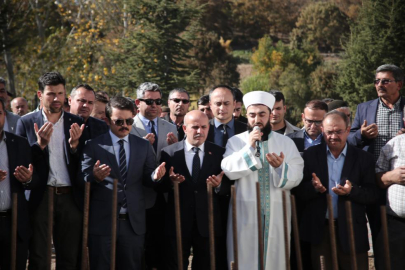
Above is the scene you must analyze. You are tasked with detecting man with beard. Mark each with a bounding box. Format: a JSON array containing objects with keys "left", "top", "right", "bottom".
[
  {"left": 164, "top": 88, "right": 190, "bottom": 141},
  {"left": 269, "top": 90, "right": 300, "bottom": 135},
  {"left": 197, "top": 95, "right": 214, "bottom": 120},
  {"left": 348, "top": 64, "right": 404, "bottom": 268},
  {"left": 16, "top": 71, "right": 86, "bottom": 269},
  {"left": 221, "top": 91, "right": 304, "bottom": 270},
  {"left": 69, "top": 84, "right": 109, "bottom": 140}
]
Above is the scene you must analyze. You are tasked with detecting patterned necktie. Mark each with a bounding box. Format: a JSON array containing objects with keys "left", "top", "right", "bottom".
[
  {"left": 150, "top": 120, "right": 158, "bottom": 152},
  {"left": 118, "top": 139, "right": 128, "bottom": 208},
  {"left": 222, "top": 124, "right": 229, "bottom": 147},
  {"left": 192, "top": 147, "right": 200, "bottom": 183}
]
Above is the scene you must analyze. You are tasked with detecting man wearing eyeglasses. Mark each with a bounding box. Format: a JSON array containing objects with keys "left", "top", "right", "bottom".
[
  {"left": 133, "top": 82, "right": 177, "bottom": 270},
  {"left": 69, "top": 84, "right": 109, "bottom": 140},
  {"left": 164, "top": 88, "right": 191, "bottom": 141},
  {"left": 296, "top": 110, "right": 378, "bottom": 270},
  {"left": 79, "top": 96, "right": 165, "bottom": 270},
  {"left": 348, "top": 64, "right": 405, "bottom": 268},
  {"left": 288, "top": 100, "right": 328, "bottom": 153}
]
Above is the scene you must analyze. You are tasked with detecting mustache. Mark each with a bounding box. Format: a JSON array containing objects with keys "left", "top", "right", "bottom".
[{"left": 119, "top": 127, "right": 129, "bottom": 131}]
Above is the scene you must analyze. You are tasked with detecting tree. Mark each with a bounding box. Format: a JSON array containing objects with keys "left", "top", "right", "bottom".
[
  {"left": 335, "top": 0, "right": 405, "bottom": 107},
  {"left": 106, "top": 0, "right": 203, "bottom": 97},
  {"left": 290, "top": 2, "right": 350, "bottom": 52}
]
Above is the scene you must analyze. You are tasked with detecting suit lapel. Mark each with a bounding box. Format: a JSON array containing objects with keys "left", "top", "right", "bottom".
[
  {"left": 101, "top": 133, "right": 121, "bottom": 181},
  {"left": 127, "top": 135, "right": 137, "bottom": 178},
  {"left": 207, "top": 119, "right": 215, "bottom": 143},
  {"left": 368, "top": 99, "right": 379, "bottom": 124},
  {"left": 174, "top": 143, "right": 192, "bottom": 179},
  {"left": 5, "top": 133, "right": 17, "bottom": 191},
  {"left": 234, "top": 119, "right": 247, "bottom": 135},
  {"left": 340, "top": 145, "right": 355, "bottom": 185},
  {"left": 318, "top": 144, "right": 329, "bottom": 189},
  {"left": 134, "top": 115, "right": 145, "bottom": 130},
  {"left": 200, "top": 143, "right": 214, "bottom": 181}
]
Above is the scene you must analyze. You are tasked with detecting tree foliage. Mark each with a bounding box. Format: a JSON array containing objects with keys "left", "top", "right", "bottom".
[
  {"left": 335, "top": 0, "right": 405, "bottom": 107},
  {"left": 290, "top": 2, "right": 350, "bottom": 52}
]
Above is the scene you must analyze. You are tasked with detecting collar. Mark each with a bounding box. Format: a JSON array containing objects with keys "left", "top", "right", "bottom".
[
  {"left": 214, "top": 117, "right": 235, "bottom": 129},
  {"left": 109, "top": 130, "right": 129, "bottom": 145},
  {"left": 379, "top": 96, "right": 402, "bottom": 109},
  {"left": 184, "top": 140, "right": 205, "bottom": 153},
  {"left": 304, "top": 130, "right": 323, "bottom": 141},
  {"left": 138, "top": 113, "right": 157, "bottom": 127},
  {"left": 326, "top": 143, "right": 348, "bottom": 158},
  {"left": 0, "top": 131, "right": 6, "bottom": 142},
  {"left": 41, "top": 109, "right": 64, "bottom": 124}
]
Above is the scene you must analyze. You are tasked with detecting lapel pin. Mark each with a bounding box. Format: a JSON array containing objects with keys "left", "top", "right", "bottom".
[{"left": 209, "top": 152, "right": 212, "bottom": 155}]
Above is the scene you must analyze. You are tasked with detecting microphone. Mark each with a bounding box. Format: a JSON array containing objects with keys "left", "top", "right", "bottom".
[{"left": 253, "top": 126, "right": 261, "bottom": 157}]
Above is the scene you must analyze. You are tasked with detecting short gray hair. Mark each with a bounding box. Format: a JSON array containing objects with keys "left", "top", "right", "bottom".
[
  {"left": 376, "top": 64, "right": 404, "bottom": 83},
  {"left": 136, "top": 82, "right": 162, "bottom": 99},
  {"left": 168, "top": 88, "right": 189, "bottom": 99}
]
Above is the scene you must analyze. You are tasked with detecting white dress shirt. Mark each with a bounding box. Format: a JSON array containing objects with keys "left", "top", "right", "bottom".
[
  {"left": 184, "top": 140, "right": 204, "bottom": 176},
  {"left": 43, "top": 111, "right": 71, "bottom": 187},
  {"left": 0, "top": 132, "right": 11, "bottom": 210}
]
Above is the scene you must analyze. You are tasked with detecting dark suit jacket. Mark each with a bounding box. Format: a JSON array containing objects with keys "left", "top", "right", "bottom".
[
  {"left": 206, "top": 118, "right": 247, "bottom": 146},
  {"left": 6, "top": 111, "right": 20, "bottom": 134},
  {"left": 295, "top": 143, "right": 378, "bottom": 253},
  {"left": 287, "top": 129, "right": 325, "bottom": 153},
  {"left": 348, "top": 97, "right": 405, "bottom": 152},
  {"left": 80, "top": 132, "right": 156, "bottom": 236},
  {"left": 159, "top": 141, "right": 227, "bottom": 238},
  {"left": 83, "top": 116, "right": 109, "bottom": 141},
  {"left": 3, "top": 132, "right": 39, "bottom": 241},
  {"left": 15, "top": 110, "right": 85, "bottom": 210}
]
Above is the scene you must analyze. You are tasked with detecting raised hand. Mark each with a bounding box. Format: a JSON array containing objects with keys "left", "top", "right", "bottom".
[
  {"left": 207, "top": 171, "right": 224, "bottom": 188},
  {"left": 35, "top": 122, "right": 53, "bottom": 150},
  {"left": 361, "top": 120, "right": 378, "bottom": 139},
  {"left": 169, "top": 166, "right": 185, "bottom": 183},
  {"left": 93, "top": 160, "right": 111, "bottom": 182},
  {"left": 69, "top": 123, "right": 85, "bottom": 149},
  {"left": 312, "top": 173, "right": 326, "bottom": 193},
  {"left": 154, "top": 162, "right": 166, "bottom": 180},
  {"left": 266, "top": 152, "right": 284, "bottom": 168},
  {"left": 14, "top": 164, "right": 33, "bottom": 183}
]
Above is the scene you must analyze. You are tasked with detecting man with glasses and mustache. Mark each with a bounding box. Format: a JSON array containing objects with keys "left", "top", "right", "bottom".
[
  {"left": 348, "top": 64, "right": 405, "bottom": 268},
  {"left": 69, "top": 84, "right": 109, "bottom": 140},
  {"left": 16, "top": 71, "right": 86, "bottom": 269},
  {"left": 296, "top": 111, "right": 378, "bottom": 270},
  {"left": 164, "top": 88, "right": 191, "bottom": 141},
  {"left": 79, "top": 96, "right": 166, "bottom": 270},
  {"left": 133, "top": 82, "right": 177, "bottom": 270}
]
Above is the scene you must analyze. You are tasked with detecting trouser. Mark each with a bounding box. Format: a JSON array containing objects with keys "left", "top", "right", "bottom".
[
  {"left": 311, "top": 221, "right": 368, "bottom": 270},
  {"left": 0, "top": 211, "right": 29, "bottom": 270},
  {"left": 376, "top": 214, "right": 405, "bottom": 270},
  {"left": 28, "top": 189, "right": 82, "bottom": 270},
  {"left": 88, "top": 217, "right": 145, "bottom": 270},
  {"left": 144, "top": 193, "right": 166, "bottom": 269},
  {"left": 164, "top": 218, "right": 222, "bottom": 270}
]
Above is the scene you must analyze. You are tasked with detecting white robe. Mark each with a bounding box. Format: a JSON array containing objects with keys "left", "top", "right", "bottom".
[{"left": 221, "top": 131, "right": 304, "bottom": 270}]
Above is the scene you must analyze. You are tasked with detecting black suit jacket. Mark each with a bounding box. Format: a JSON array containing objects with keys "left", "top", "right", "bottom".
[
  {"left": 287, "top": 129, "right": 325, "bottom": 153},
  {"left": 159, "top": 141, "right": 227, "bottom": 238},
  {"left": 295, "top": 143, "right": 378, "bottom": 253},
  {"left": 80, "top": 132, "right": 156, "bottom": 236},
  {"left": 3, "top": 132, "right": 39, "bottom": 241},
  {"left": 83, "top": 116, "right": 109, "bottom": 141},
  {"left": 206, "top": 118, "right": 247, "bottom": 146},
  {"left": 15, "top": 110, "right": 85, "bottom": 210}
]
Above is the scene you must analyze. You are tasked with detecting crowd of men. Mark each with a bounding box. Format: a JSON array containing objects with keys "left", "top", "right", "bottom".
[{"left": 0, "top": 63, "right": 404, "bottom": 270}]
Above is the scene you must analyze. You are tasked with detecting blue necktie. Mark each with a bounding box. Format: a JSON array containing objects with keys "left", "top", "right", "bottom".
[
  {"left": 192, "top": 147, "right": 200, "bottom": 183},
  {"left": 118, "top": 140, "right": 128, "bottom": 208}
]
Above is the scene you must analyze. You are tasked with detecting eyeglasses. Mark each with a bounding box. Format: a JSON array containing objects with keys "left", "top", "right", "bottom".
[
  {"left": 138, "top": 98, "right": 163, "bottom": 105},
  {"left": 304, "top": 118, "right": 322, "bottom": 126},
  {"left": 374, "top": 79, "right": 396, "bottom": 85},
  {"left": 170, "top": 98, "right": 190, "bottom": 104},
  {"left": 324, "top": 130, "right": 345, "bottom": 136},
  {"left": 111, "top": 118, "right": 134, "bottom": 126}
]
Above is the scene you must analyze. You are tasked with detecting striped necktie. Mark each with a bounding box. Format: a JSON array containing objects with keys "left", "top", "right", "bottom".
[{"left": 118, "top": 139, "right": 128, "bottom": 208}]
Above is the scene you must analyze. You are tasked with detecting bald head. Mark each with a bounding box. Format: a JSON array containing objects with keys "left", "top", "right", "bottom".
[
  {"left": 11, "top": 97, "right": 29, "bottom": 116},
  {"left": 183, "top": 110, "right": 210, "bottom": 147}
]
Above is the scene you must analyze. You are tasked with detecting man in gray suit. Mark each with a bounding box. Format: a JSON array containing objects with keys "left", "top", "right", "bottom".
[
  {"left": 80, "top": 96, "right": 166, "bottom": 270},
  {"left": 133, "top": 82, "right": 177, "bottom": 270},
  {"left": 0, "top": 78, "right": 20, "bottom": 134}
]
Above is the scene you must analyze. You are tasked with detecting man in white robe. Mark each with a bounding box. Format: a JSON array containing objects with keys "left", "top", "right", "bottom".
[{"left": 221, "top": 91, "right": 304, "bottom": 270}]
